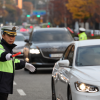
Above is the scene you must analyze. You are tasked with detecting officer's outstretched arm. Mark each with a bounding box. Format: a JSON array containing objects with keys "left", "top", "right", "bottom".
[
  {"left": 15, "top": 59, "right": 35, "bottom": 72},
  {"left": 14, "top": 59, "right": 26, "bottom": 70}
]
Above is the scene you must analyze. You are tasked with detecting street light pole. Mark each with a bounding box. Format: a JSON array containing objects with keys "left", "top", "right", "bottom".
[
  {"left": 64, "top": 0, "right": 67, "bottom": 27},
  {"left": 46, "top": 0, "right": 49, "bottom": 23}
]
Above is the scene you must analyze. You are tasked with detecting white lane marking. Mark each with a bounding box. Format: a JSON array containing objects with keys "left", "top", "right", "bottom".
[
  {"left": 13, "top": 81, "right": 17, "bottom": 85},
  {"left": 17, "top": 89, "right": 26, "bottom": 96}
]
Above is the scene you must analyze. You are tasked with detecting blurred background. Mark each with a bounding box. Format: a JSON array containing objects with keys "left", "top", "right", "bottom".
[{"left": 0, "top": 0, "right": 100, "bottom": 37}]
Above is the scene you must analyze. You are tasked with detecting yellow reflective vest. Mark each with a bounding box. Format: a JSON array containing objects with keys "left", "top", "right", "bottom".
[{"left": 78, "top": 32, "right": 87, "bottom": 41}]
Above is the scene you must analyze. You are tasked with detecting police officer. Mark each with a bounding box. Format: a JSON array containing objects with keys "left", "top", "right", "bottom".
[
  {"left": 0, "top": 26, "right": 35, "bottom": 100},
  {"left": 78, "top": 27, "right": 87, "bottom": 41}
]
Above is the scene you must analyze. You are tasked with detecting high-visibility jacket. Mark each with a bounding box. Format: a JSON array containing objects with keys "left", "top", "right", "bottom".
[
  {"left": 78, "top": 32, "right": 87, "bottom": 41},
  {"left": 0, "top": 39, "right": 25, "bottom": 94}
]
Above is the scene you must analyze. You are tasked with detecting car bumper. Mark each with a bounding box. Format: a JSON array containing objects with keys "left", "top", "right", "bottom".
[
  {"left": 31, "top": 62, "right": 55, "bottom": 67},
  {"left": 27, "top": 53, "right": 59, "bottom": 67}
]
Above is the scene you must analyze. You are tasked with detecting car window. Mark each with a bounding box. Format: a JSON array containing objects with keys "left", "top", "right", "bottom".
[
  {"left": 67, "top": 45, "right": 75, "bottom": 66},
  {"left": 15, "top": 35, "right": 25, "bottom": 41},
  {"left": 63, "top": 45, "right": 72, "bottom": 60},
  {"left": 31, "top": 30, "right": 73, "bottom": 42},
  {"left": 76, "top": 45, "right": 100, "bottom": 66},
  {"left": 21, "top": 32, "right": 29, "bottom": 36}
]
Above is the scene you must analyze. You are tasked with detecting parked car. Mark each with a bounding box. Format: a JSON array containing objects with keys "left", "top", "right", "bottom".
[
  {"left": 20, "top": 32, "right": 30, "bottom": 40},
  {"left": 23, "top": 28, "right": 74, "bottom": 73},
  {"left": 51, "top": 39, "right": 100, "bottom": 100},
  {"left": 13, "top": 33, "right": 26, "bottom": 60}
]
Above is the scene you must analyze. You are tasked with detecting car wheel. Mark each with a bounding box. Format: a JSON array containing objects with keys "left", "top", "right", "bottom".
[
  {"left": 52, "top": 80, "right": 56, "bottom": 100},
  {"left": 68, "top": 87, "right": 72, "bottom": 100}
]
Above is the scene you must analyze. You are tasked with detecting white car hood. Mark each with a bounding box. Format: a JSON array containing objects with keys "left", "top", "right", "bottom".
[{"left": 72, "top": 66, "right": 100, "bottom": 82}]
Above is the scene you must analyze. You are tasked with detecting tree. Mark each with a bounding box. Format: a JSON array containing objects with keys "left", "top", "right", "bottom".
[
  {"left": 5, "top": 0, "right": 15, "bottom": 4},
  {"left": 5, "top": 4, "right": 22, "bottom": 22},
  {"left": 66, "top": 0, "right": 95, "bottom": 21},
  {"left": 49, "top": 0, "right": 72, "bottom": 26},
  {"left": 23, "top": 1, "right": 34, "bottom": 14},
  {"left": 93, "top": 0, "right": 100, "bottom": 23},
  {"left": 0, "top": 8, "right": 8, "bottom": 18},
  {"left": 0, "top": 0, "right": 22, "bottom": 23}
]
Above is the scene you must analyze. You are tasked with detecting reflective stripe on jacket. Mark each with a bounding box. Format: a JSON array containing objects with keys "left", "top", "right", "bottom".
[
  {"left": 0, "top": 48, "right": 20, "bottom": 73},
  {"left": 78, "top": 32, "right": 87, "bottom": 41}
]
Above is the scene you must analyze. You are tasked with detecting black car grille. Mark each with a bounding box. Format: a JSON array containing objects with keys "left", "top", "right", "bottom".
[
  {"left": 40, "top": 47, "right": 66, "bottom": 58},
  {"left": 41, "top": 47, "right": 66, "bottom": 52}
]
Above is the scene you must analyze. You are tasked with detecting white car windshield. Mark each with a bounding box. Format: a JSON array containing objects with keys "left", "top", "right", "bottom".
[{"left": 76, "top": 45, "right": 100, "bottom": 66}]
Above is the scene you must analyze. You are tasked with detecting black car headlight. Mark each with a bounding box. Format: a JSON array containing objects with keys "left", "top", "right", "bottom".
[
  {"left": 75, "top": 81, "right": 99, "bottom": 93},
  {"left": 30, "top": 49, "right": 40, "bottom": 54}
]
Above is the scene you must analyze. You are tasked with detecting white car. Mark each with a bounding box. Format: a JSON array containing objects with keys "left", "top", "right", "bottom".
[{"left": 51, "top": 39, "right": 100, "bottom": 100}]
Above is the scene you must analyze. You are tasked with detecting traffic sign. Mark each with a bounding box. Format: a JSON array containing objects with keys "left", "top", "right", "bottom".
[{"left": 33, "top": 10, "right": 46, "bottom": 15}]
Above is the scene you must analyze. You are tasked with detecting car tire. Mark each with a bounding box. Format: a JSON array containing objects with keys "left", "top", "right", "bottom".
[
  {"left": 68, "top": 86, "right": 72, "bottom": 100},
  {"left": 52, "top": 80, "right": 56, "bottom": 100}
]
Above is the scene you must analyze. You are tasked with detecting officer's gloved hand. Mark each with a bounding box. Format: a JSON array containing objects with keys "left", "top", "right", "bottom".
[
  {"left": 6, "top": 53, "right": 12, "bottom": 60},
  {"left": 25, "top": 63, "right": 35, "bottom": 72}
]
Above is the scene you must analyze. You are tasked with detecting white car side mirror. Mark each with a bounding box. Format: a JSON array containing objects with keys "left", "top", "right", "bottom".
[{"left": 58, "top": 60, "right": 70, "bottom": 67}]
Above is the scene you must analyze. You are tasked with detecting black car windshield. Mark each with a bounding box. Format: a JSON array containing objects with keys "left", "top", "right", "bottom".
[
  {"left": 32, "top": 30, "right": 73, "bottom": 42},
  {"left": 76, "top": 45, "right": 100, "bottom": 66},
  {"left": 15, "top": 35, "right": 25, "bottom": 41}
]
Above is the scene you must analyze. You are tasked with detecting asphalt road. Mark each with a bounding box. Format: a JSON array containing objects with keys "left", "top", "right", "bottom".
[{"left": 8, "top": 68, "right": 52, "bottom": 100}]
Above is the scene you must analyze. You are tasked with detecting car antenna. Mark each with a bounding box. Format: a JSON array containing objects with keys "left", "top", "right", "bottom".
[{"left": 29, "top": 27, "right": 34, "bottom": 40}]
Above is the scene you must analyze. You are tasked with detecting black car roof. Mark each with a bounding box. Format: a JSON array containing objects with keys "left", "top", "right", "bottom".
[{"left": 34, "top": 28, "right": 68, "bottom": 32}]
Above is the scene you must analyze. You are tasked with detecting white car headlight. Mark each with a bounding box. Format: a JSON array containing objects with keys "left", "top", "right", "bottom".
[
  {"left": 75, "top": 81, "right": 99, "bottom": 93},
  {"left": 30, "top": 49, "right": 40, "bottom": 54}
]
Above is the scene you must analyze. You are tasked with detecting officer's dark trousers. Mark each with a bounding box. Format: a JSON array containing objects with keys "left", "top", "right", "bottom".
[{"left": 0, "top": 92, "right": 8, "bottom": 100}]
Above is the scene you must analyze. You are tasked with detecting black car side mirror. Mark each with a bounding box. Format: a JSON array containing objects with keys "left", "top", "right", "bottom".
[{"left": 24, "top": 39, "right": 29, "bottom": 43}]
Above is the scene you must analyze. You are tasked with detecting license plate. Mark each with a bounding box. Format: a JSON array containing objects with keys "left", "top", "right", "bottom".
[{"left": 49, "top": 54, "right": 62, "bottom": 57}]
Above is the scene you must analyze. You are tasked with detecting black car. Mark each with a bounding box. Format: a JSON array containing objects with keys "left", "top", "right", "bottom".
[{"left": 23, "top": 28, "right": 74, "bottom": 73}]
